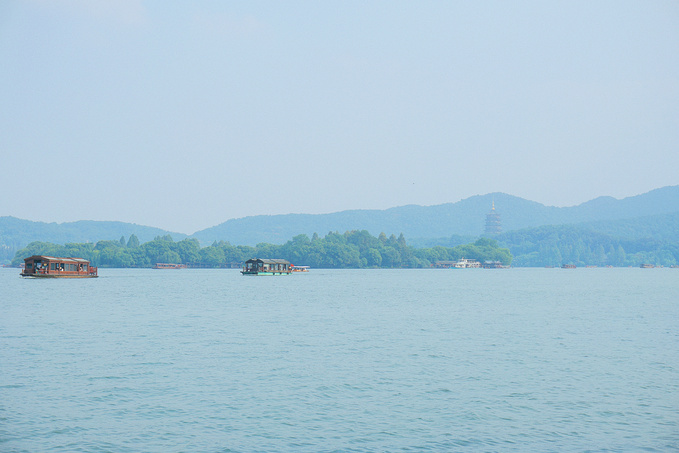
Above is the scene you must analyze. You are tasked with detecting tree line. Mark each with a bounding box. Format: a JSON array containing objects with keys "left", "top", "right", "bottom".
[
  {"left": 11, "top": 231, "right": 513, "bottom": 269},
  {"left": 12, "top": 224, "right": 678, "bottom": 268},
  {"left": 499, "top": 225, "right": 679, "bottom": 267}
]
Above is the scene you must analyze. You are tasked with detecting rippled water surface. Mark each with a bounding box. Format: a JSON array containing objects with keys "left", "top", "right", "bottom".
[{"left": 1, "top": 267, "right": 678, "bottom": 452}]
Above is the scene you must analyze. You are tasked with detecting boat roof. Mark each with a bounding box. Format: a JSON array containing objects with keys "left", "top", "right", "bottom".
[
  {"left": 24, "top": 255, "right": 90, "bottom": 263},
  {"left": 245, "top": 258, "right": 290, "bottom": 264}
]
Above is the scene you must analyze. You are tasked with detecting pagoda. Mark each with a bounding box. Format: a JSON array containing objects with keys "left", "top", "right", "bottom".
[{"left": 484, "top": 200, "right": 502, "bottom": 236}]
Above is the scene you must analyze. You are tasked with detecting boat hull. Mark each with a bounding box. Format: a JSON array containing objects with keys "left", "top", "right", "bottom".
[
  {"left": 21, "top": 274, "right": 98, "bottom": 278},
  {"left": 241, "top": 271, "right": 291, "bottom": 276}
]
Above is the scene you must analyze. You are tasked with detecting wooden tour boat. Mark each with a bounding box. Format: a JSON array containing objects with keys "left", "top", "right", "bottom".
[
  {"left": 242, "top": 258, "right": 292, "bottom": 276},
  {"left": 20, "top": 255, "right": 98, "bottom": 278}
]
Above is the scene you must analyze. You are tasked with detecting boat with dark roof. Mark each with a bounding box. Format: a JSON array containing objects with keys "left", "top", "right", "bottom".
[{"left": 241, "top": 258, "right": 292, "bottom": 275}]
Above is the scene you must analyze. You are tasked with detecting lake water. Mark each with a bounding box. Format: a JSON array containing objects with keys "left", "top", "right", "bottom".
[{"left": 1, "top": 267, "right": 678, "bottom": 452}]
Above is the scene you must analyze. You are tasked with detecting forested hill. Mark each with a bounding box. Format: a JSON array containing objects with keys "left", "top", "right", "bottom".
[
  {"left": 2, "top": 186, "right": 678, "bottom": 263},
  {"left": 497, "top": 211, "right": 679, "bottom": 267},
  {"left": 413, "top": 211, "right": 679, "bottom": 267},
  {"left": 192, "top": 186, "right": 679, "bottom": 246},
  {"left": 0, "top": 217, "right": 185, "bottom": 262}
]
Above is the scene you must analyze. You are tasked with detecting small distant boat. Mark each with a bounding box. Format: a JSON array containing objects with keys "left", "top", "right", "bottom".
[
  {"left": 291, "top": 265, "right": 310, "bottom": 272},
  {"left": 154, "top": 263, "right": 187, "bottom": 269},
  {"left": 433, "top": 259, "right": 482, "bottom": 269},
  {"left": 20, "top": 255, "right": 98, "bottom": 278},
  {"left": 483, "top": 261, "right": 508, "bottom": 269},
  {"left": 640, "top": 263, "right": 654, "bottom": 269},
  {"left": 242, "top": 258, "right": 292, "bottom": 276},
  {"left": 453, "top": 258, "right": 481, "bottom": 269},
  {"left": 561, "top": 264, "right": 576, "bottom": 269}
]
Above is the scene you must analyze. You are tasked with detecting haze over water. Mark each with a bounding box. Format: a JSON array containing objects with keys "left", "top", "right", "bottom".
[
  {"left": 2, "top": 2, "right": 677, "bottom": 233},
  {"left": 2, "top": 268, "right": 678, "bottom": 452}
]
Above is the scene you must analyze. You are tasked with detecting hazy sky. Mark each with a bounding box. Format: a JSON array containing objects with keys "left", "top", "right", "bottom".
[{"left": 1, "top": 1, "right": 677, "bottom": 234}]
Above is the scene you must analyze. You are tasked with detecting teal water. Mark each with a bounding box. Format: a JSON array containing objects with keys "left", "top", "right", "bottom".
[{"left": 1, "top": 267, "right": 678, "bottom": 452}]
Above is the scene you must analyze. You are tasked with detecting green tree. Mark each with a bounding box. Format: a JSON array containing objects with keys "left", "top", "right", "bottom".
[
  {"left": 127, "top": 234, "right": 140, "bottom": 248},
  {"left": 159, "top": 250, "right": 181, "bottom": 264},
  {"left": 594, "top": 244, "right": 606, "bottom": 266},
  {"left": 364, "top": 248, "right": 382, "bottom": 267},
  {"left": 175, "top": 238, "right": 201, "bottom": 264},
  {"left": 381, "top": 247, "right": 401, "bottom": 268},
  {"left": 200, "top": 246, "right": 225, "bottom": 267},
  {"left": 614, "top": 245, "right": 626, "bottom": 266}
]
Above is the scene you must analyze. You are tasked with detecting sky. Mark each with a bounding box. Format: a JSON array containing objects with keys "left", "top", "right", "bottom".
[{"left": 1, "top": 1, "right": 678, "bottom": 234}]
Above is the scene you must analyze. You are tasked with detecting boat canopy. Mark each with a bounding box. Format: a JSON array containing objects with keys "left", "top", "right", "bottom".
[
  {"left": 26, "top": 255, "right": 89, "bottom": 264},
  {"left": 244, "top": 258, "right": 290, "bottom": 265}
]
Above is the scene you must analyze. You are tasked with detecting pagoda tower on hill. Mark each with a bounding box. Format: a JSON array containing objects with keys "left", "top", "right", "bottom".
[{"left": 484, "top": 200, "right": 502, "bottom": 236}]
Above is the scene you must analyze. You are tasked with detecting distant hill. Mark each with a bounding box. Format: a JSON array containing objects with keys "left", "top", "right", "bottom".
[
  {"left": 495, "top": 211, "right": 679, "bottom": 267},
  {"left": 583, "top": 211, "right": 679, "bottom": 243},
  {"left": 0, "top": 217, "right": 185, "bottom": 262},
  {"left": 2, "top": 185, "right": 678, "bottom": 263},
  {"left": 192, "top": 186, "right": 679, "bottom": 246}
]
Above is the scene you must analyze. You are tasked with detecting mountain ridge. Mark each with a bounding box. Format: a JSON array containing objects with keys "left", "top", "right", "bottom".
[
  {"left": 191, "top": 186, "right": 679, "bottom": 245},
  {"left": 2, "top": 186, "right": 678, "bottom": 261}
]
